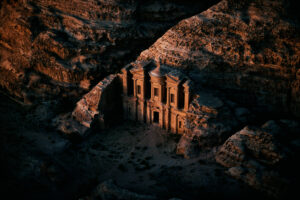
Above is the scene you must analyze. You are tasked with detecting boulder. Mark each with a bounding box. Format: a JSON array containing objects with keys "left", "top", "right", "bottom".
[
  {"left": 177, "top": 91, "right": 245, "bottom": 158},
  {"left": 216, "top": 120, "right": 300, "bottom": 198}
]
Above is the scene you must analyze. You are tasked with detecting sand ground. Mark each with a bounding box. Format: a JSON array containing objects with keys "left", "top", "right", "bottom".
[{"left": 0, "top": 93, "right": 263, "bottom": 200}]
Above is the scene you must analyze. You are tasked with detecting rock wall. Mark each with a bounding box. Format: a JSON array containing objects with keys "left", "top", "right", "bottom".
[
  {"left": 54, "top": 74, "right": 122, "bottom": 136},
  {"left": 73, "top": 74, "right": 122, "bottom": 130},
  {"left": 0, "top": 0, "right": 219, "bottom": 105},
  {"left": 137, "top": 0, "right": 300, "bottom": 117}
]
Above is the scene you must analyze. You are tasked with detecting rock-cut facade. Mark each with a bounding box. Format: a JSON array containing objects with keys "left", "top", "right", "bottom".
[{"left": 121, "top": 60, "right": 192, "bottom": 134}]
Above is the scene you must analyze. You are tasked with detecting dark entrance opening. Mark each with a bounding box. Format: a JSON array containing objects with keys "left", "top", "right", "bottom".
[{"left": 153, "top": 111, "right": 159, "bottom": 123}]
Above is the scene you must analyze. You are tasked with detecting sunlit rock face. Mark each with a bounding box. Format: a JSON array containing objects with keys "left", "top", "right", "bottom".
[
  {"left": 137, "top": 0, "right": 300, "bottom": 117},
  {"left": 216, "top": 120, "right": 300, "bottom": 198},
  {"left": 0, "top": 0, "right": 219, "bottom": 105}
]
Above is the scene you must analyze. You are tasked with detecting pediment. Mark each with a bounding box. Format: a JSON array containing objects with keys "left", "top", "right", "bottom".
[
  {"left": 166, "top": 75, "right": 181, "bottom": 84},
  {"left": 130, "top": 68, "right": 145, "bottom": 75}
]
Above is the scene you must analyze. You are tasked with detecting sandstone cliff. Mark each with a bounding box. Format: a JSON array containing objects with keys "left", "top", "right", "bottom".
[
  {"left": 130, "top": 1, "right": 300, "bottom": 194},
  {"left": 0, "top": 0, "right": 218, "bottom": 105},
  {"left": 137, "top": 0, "right": 300, "bottom": 117}
]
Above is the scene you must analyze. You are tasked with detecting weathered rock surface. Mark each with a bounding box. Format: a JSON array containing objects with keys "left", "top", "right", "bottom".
[
  {"left": 72, "top": 74, "right": 121, "bottom": 128},
  {"left": 137, "top": 0, "right": 300, "bottom": 117},
  {"left": 176, "top": 90, "right": 253, "bottom": 157},
  {"left": 216, "top": 120, "right": 300, "bottom": 198},
  {"left": 82, "top": 179, "right": 157, "bottom": 200},
  {"left": 0, "top": 0, "right": 219, "bottom": 105},
  {"left": 53, "top": 74, "right": 122, "bottom": 136}
]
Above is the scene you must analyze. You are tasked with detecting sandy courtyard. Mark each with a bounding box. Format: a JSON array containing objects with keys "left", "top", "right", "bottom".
[{"left": 0, "top": 94, "right": 263, "bottom": 200}]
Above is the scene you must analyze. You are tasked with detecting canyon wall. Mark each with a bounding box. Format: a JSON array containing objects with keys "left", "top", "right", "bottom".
[
  {"left": 0, "top": 0, "right": 219, "bottom": 105},
  {"left": 137, "top": 0, "right": 300, "bottom": 117}
]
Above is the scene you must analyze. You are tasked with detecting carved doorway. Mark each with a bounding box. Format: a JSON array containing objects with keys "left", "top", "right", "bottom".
[
  {"left": 153, "top": 111, "right": 159, "bottom": 123},
  {"left": 176, "top": 116, "right": 185, "bottom": 134}
]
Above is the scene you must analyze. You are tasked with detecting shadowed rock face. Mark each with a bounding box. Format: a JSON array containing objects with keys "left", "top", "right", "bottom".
[
  {"left": 137, "top": 0, "right": 300, "bottom": 117},
  {"left": 53, "top": 74, "right": 123, "bottom": 136},
  {"left": 176, "top": 91, "right": 252, "bottom": 158},
  {"left": 216, "top": 120, "right": 300, "bottom": 198},
  {"left": 0, "top": 0, "right": 219, "bottom": 105}
]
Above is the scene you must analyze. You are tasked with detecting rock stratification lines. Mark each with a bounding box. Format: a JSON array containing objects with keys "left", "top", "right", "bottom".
[{"left": 137, "top": 0, "right": 300, "bottom": 117}]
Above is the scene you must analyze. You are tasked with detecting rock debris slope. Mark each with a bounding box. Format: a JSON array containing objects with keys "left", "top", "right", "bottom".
[
  {"left": 137, "top": 0, "right": 300, "bottom": 117},
  {"left": 0, "top": 0, "right": 219, "bottom": 105}
]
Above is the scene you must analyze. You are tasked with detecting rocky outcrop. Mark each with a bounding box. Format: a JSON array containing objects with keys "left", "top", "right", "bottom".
[
  {"left": 216, "top": 120, "right": 300, "bottom": 198},
  {"left": 0, "top": 0, "right": 219, "bottom": 105},
  {"left": 54, "top": 74, "right": 122, "bottom": 136},
  {"left": 82, "top": 179, "right": 156, "bottom": 200},
  {"left": 72, "top": 74, "right": 121, "bottom": 129},
  {"left": 137, "top": 0, "right": 300, "bottom": 117},
  {"left": 176, "top": 90, "right": 253, "bottom": 157}
]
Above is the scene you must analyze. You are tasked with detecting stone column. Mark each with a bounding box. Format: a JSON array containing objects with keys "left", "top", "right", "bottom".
[
  {"left": 133, "top": 79, "right": 138, "bottom": 97},
  {"left": 142, "top": 72, "right": 146, "bottom": 100},
  {"left": 121, "top": 68, "right": 129, "bottom": 119},
  {"left": 166, "top": 87, "right": 170, "bottom": 106},
  {"left": 140, "top": 100, "right": 146, "bottom": 122},
  {"left": 170, "top": 113, "right": 176, "bottom": 133},
  {"left": 150, "top": 81, "right": 154, "bottom": 100},
  {"left": 146, "top": 102, "right": 151, "bottom": 124},
  {"left": 122, "top": 69, "right": 128, "bottom": 95},
  {"left": 159, "top": 84, "right": 163, "bottom": 103},
  {"left": 183, "top": 81, "right": 190, "bottom": 111},
  {"left": 175, "top": 86, "right": 179, "bottom": 109},
  {"left": 159, "top": 105, "right": 164, "bottom": 128},
  {"left": 165, "top": 107, "right": 170, "bottom": 131},
  {"left": 175, "top": 115, "right": 179, "bottom": 134}
]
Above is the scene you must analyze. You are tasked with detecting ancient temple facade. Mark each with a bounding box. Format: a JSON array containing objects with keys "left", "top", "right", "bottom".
[{"left": 121, "top": 60, "right": 191, "bottom": 134}]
